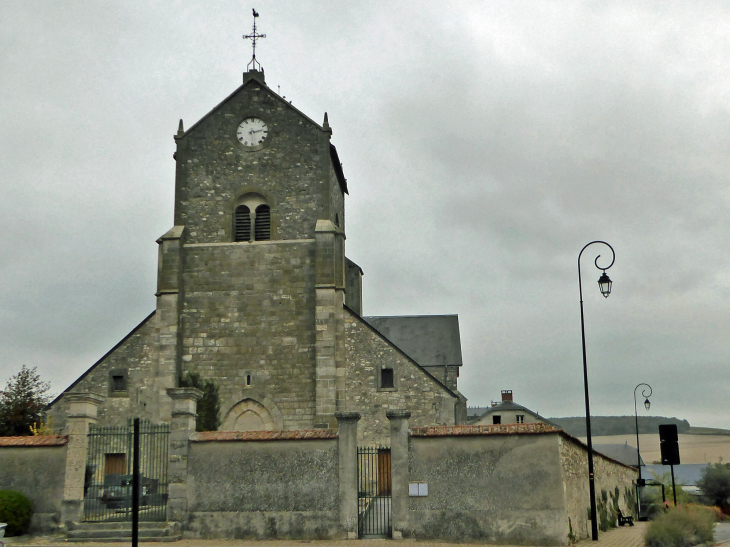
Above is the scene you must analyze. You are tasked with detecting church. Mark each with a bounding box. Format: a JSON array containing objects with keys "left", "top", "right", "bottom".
[{"left": 47, "top": 50, "right": 467, "bottom": 444}]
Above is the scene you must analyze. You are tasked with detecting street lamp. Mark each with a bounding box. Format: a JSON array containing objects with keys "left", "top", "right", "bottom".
[
  {"left": 634, "top": 383, "right": 652, "bottom": 520},
  {"left": 578, "top": 241, "right": 615, "bottom": 541}
]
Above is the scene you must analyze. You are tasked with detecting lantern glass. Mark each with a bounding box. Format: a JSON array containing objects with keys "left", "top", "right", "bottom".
[
  {"left": 644, "top": 398, "right": 650, "bottom": 411},
  {"left": 598, "top": 272, "right": 612, "bottom": 298}
]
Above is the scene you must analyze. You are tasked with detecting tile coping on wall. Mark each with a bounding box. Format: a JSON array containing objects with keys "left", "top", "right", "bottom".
[
  {"left": 191, "top": 429, "right": 338, "bottom": 442},
  {"left": 0, "top": 435, "right": 69, "bottom": 446},
  {"left": 410, "top": 424, "right": 638, "bottom": 471}
]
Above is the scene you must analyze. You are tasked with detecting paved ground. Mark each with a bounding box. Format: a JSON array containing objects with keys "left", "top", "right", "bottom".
[{"left": 4, "top": 521, "right": 651, "bottom": 547}]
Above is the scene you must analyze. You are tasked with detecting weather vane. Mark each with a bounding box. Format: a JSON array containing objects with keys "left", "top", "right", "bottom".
[{"left": 243, "top": 8, "right": 266, "bottom": 72}]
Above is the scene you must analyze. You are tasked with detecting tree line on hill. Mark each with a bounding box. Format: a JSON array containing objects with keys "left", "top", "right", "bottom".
[{"left": 548, "top": 415, "right": 691, "bottom": 437}]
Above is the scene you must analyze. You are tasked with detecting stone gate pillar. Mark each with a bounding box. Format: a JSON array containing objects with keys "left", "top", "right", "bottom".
[
  {"left": 61, "top": 392, "right": 104, "bottom": 526},
  {"left": 336, "top": 411, "right": 360, "bottom": 539},
  {"left": 166, "top": 387, "right": 202, "bottom": 523},
  {"left": 387, "top": 410, "right": 411, "bottom": 540}
]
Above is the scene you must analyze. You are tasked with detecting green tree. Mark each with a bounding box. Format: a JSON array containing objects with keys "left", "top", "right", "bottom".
[
  {"left": 697, "top": 460, "right": 730, "bottom": 510},
  {"left": 0, "top": 366, "right": 52, "bottom": 436},
  {"left": 179, "top": 372, "right": 220, "bottom": 432}
]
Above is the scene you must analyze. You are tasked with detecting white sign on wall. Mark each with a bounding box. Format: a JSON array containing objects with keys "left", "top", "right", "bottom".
[{"left": 409, "top": 482, "right": 428, "bottom": 496}]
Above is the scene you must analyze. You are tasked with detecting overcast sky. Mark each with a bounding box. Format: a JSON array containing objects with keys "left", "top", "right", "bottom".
[{"left": 2, "top": 1, "right": 729, "bottom": 430}]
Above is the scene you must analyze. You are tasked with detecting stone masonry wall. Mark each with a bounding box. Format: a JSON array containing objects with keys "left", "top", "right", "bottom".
[
  {"left": 186, "top": 438, "right": 340, "bottom": 538},
  {"left": 0, "top": 443, "right": 67, "bottom": 532},
  {"left": 174, "top": 78, "right": 332, "bottom": 244},
  {"left": 181, "top": 241, "right": 317, "bottom": 430},
  {"left": 559, "top": 434, "right": 637, "bottom": 541},
  {"left": 344, "top": 310, "right": 457, "bottom": 444},
  {"left": 48, "top": 313, "right": 158, "bottom": 431},
  {"left": 404, "top": 432, "right": 567, "bottom": 545}
]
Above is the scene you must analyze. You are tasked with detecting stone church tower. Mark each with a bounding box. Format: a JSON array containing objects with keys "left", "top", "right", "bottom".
[{"left": 49, "top": 66, "right": 466, "bottom": 443}]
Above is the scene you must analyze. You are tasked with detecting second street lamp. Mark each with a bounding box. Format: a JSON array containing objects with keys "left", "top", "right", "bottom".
[
  {"left": 634, "top": 383, "right": 652, "bottom": 520},
  {"left": 578, "top": 240, "right": 615, "bottom": 541}
]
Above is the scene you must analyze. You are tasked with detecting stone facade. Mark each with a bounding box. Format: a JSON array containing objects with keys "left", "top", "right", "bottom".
[
  {"left": 344, "top": 309, "right": 459, "bottom": 444},
  {"left": 47, "top": 69, "right": 464, "bottom": 440}
]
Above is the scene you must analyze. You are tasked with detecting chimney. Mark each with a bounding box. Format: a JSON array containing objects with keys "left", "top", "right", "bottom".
[
  {"left": 501, "top": 390, "right": 513, "bottom": 402},
  {"left": 490, "top": 401, "right": 498, "bottom": 407}
]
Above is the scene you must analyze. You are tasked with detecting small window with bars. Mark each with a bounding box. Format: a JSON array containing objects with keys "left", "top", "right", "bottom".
[
  {"left": 516, "top": 415, "right": 525, "bottom": 424},
  {"left": 255, "top": 204, "right": 271, "bottom": 241},
  {"left": 234, "top": 205, "right": 251, "bottom": 242}
]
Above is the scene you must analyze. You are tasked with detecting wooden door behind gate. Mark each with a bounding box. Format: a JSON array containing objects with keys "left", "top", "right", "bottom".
[{"left": 358, "top": 446, "right": 391, "bottom": 538}]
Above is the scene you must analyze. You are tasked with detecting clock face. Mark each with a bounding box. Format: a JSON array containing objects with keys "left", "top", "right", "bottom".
[{"left": 237, "top": 117, "right": 269, "bottom": 148}]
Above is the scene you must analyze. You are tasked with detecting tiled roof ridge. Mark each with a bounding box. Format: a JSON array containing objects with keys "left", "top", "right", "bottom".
[
  {"left": 0, "top": 435, "right": 69, "bottom": 446},
  {"left": 191, "top": 429, "right": 338, "bottom": 442},
  {"left": 410, "top": 423, "right": 562, "bottom": 437}
]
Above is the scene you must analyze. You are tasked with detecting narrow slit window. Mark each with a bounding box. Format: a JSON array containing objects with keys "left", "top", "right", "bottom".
[
  {"left": 254, "top": 204, "right": 270, "bottom": 241},
  {"left": 381, "top": 368, "right": 394, "bottom": 389},
  {"left": 246, "top": 374, "right": 252, "bottom": 386},
  {"left": 516, "top": 415, "right": 524, "bottom": 424},
  {"left": 234, "top": 205, "right": 251, "bottom": 242}
]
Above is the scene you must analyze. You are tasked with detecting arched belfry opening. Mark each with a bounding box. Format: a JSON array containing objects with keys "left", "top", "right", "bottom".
[{"left": 233, "top": 193, "right": 271, "bottom": 242}]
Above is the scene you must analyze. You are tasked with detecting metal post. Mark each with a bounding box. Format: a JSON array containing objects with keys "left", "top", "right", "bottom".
[
  {"left": 633, "top": 383, "right": 652, "bottom": 520},
  {"left": 670, "top": 464, "right": 677, "bottom": 506},
  {"left": 578, "top": 241, "right": 615, "bottom": 541},
  {"left": 132, "top": 418, "right": 140, "bottom": 547}
]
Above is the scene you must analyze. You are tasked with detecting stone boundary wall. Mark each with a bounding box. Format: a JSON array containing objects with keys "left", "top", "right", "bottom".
[
  {"left": 185, "top": 435, "right": 340, "bottom": 539},
  {"left": 0, "top": 436, "right": 68, "bottom": 533},
  {"left": 559, "top": 433, "right": 637, "bottom": 541},
  {"left": 403, "top": 429, "right": 568, "bottom": 545}
]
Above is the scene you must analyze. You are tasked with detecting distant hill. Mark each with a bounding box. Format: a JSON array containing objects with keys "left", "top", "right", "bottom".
[{"left": 548, "top": 416, "right": 691, "bottom": 437}]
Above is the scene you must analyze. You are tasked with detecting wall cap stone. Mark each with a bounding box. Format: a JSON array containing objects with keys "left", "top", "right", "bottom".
[
  {"left": 386, "top": 410, "right": 412, "bottom": 420},
  {"left": 167, "top": 388, "right": 203, "bottom": 401},
  {"left": 64, "top": 392, "right": 104, "bottom": 405},
  {"left": 334, "top": 411, "right": 361, "bottom": 421},
  {"left": 0, "top": 435, "right": 69, "bottom": 447}
]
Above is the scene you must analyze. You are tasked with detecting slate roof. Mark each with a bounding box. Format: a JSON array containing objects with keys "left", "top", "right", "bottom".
[
  {"left": 0, "top": 435, "right": 68, "bottom": 446},
  {"left": 467, "top": 400, "right": 558, "bottom": 426},
  {"left": 363, "top": 315, "right": 463, "bottom": 367},
  {"left": 191, "top": 429, "right": 337, "bottom": 442},
  {"left": 593, "top": 443, "right": 645, "bottom": 467},
  {"left": 645, "top": 463, "right": 709, "bottom": 486}
]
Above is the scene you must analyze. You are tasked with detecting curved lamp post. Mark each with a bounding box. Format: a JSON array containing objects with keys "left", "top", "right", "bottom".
[
  {"left": 634, "top": 383, "right": 652, "bottom": 520},
  {"left": 578, "top": 241, "right": 615, "bottom": 541}
]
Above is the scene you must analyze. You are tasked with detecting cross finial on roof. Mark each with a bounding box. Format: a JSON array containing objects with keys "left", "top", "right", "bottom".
[{"left": 243, "top": 8, "right": 266, "bottom": 72}]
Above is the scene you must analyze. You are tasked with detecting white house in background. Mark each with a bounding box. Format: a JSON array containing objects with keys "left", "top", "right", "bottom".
[{"left": 467, "top": 390, "right": 555, "bottom": 426}]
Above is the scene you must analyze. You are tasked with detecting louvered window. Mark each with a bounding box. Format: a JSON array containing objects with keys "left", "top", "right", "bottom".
[
  {"left": 234, "top": 205, "right": 251, "bottom": 242},
  {"left": 255, "top": 204, "right": 271, "bottom": 241}
]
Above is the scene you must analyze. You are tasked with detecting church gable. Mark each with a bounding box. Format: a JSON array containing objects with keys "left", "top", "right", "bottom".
[
  {"left": 173, "top": 75, "right": 338, "bottom": 245},
  {"left": 47, "top": 311, "right": 158, "bottom": 431},
  {"left": 343, "top": 307, "right": 459, "bottom": 443}
]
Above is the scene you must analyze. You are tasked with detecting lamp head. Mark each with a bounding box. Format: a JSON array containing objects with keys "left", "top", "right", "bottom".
[
  {"left": 644, "top": 398, "right": 650, "bottom": 411},
  {"left": 598, "top": 271, "right": 612, "bottom": 298}
]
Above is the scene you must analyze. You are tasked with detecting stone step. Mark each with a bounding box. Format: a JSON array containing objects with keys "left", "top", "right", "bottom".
[
  {"left": 69, "top": 528, "right": 170, "bottom": 539},
  {"left": 71, "top": 521, "right": 174, "bottom": 531},
  {"left": 66, "top": 535, "right": 181, "bottom": 543}
]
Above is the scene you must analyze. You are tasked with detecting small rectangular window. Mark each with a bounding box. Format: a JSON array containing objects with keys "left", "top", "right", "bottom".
[
  {"left": 381, "top": 368, "right": 394, "bottom": 389},
  {"left": 492, "top": 415, "right": 501, "bottom": 425},
  {"left": 112, "top": 375, "right": 126, "bottom": 392},
  {"left": 516, "top": 415, "right": 525, "bottom": 424}
]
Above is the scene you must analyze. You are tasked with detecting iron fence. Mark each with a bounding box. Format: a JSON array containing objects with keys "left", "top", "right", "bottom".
[
  {"left": 83, "top": 419, "right": 169, "bottom": 522},
  {"left": 357, "top": 446, "right": 391, "bottom": 538}
]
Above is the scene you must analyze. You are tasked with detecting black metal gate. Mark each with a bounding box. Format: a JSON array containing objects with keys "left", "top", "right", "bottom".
[
  {"left": 83, "top": 420, "right": 169, "bottom": 522},
  {"left": 357, "top": 446, "right": 391, "bottom": 538}
]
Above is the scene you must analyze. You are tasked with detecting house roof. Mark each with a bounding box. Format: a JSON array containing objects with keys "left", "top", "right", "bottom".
[
  {"left": 363, "top": 315, "right": 463, "bottom": 367},
  {"left": 467, "top": 400, "right": 558, "bottom": 427}
]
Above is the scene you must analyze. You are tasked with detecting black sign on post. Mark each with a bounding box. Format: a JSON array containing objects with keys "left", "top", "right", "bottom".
[
  {"left": 132, "top": 418, "right": 140, "bottom": 547},
  {"left": 659, "top": 424, "right": 680, "bottom": 506}
]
